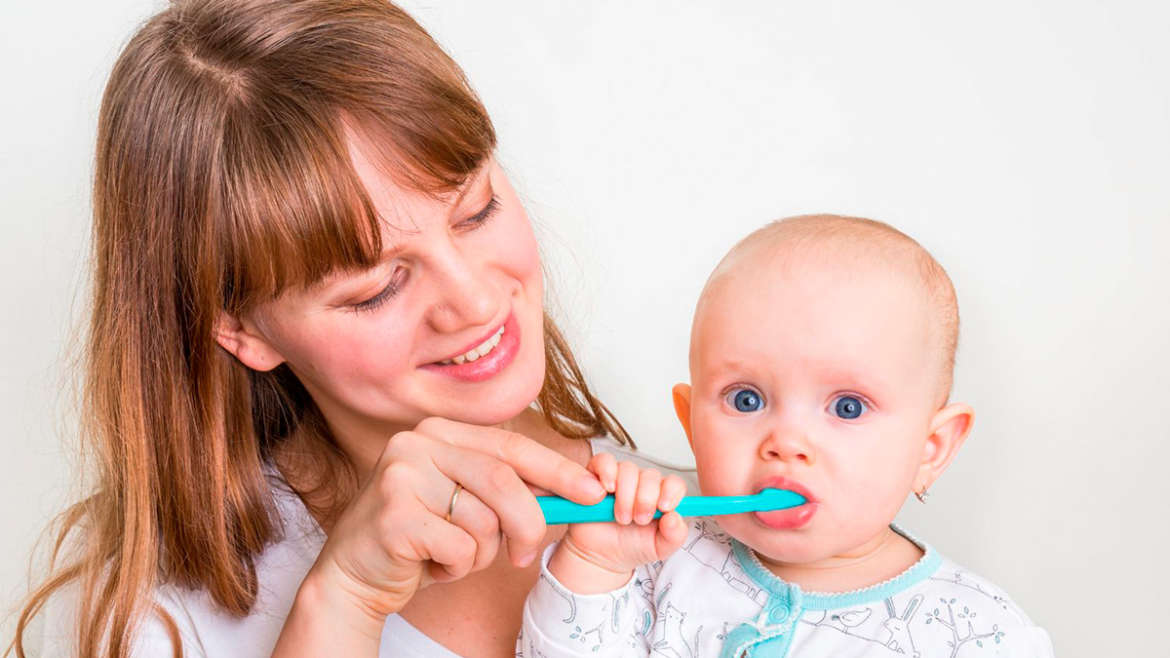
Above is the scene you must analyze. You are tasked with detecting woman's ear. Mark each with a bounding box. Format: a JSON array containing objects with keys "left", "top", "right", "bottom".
[
  {"left": 672, "top": 383, "right": 695, "bottom": 450},
  {"left": 213, "top": 311, "right": 286, "bottom": 372},
  {"left": 915, "top": 402, "right": 975, "bottom": 492}
]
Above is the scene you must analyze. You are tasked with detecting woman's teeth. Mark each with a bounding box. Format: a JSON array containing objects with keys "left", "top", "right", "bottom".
[{"left": 439, "top": 326, "right": 505, "bottom": 365}]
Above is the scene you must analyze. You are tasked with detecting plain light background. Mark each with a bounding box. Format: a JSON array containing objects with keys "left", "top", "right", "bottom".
[{"left": 3, "top": 1, "right": 1167, "bottom": 656}]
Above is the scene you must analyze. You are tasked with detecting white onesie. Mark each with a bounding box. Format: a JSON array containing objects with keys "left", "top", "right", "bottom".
[{"left": 519, "top": 519, "right": 1053, "bottom": 658}]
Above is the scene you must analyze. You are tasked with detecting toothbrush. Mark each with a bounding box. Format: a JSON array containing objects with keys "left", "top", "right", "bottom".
[{"left": 538, "top": 488, "right": 806, "bottom": 525}]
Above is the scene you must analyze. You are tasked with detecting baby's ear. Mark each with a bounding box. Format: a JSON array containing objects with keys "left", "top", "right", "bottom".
[
  {"left": 916, "top": 402, "right": 975, "bottom": 492},
  {"left": 671, "top": 384, "right": 695, "bottom": 449}
]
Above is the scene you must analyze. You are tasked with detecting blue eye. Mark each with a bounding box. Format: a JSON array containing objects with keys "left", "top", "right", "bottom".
[
  {"left": 832, "top": 395, "right": 867, "bottom": 419},
  {"left": 726, "top": 387, "right": 764, "bottom": 413}
]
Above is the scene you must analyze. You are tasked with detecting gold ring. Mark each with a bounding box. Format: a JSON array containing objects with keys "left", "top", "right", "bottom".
[{"left": 445, "top": 483, "right": 462, "bottom": 523}]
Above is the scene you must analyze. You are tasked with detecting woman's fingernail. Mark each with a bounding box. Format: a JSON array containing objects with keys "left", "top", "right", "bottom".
[{"left": 518, "top": 550, "right": 538, "bottom": 567}]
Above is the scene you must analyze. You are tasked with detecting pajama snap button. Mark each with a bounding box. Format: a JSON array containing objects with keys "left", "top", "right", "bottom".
[{"left": 769, "top": 604, "right": 790, "bottom": 624}]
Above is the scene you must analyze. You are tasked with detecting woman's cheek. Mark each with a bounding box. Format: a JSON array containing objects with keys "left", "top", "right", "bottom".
[
  {"left": 505, "top": 218, "right": 542, "bottom": 287},
  {"left": 326, "top": 310, "right": 417, "bottom": 382}
]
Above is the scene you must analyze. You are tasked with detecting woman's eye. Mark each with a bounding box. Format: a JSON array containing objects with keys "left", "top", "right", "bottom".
[
  {"left": 351, "top": 268, "right": 408, "bottom": 313},
  {"left": 458, "top": 195, "right": 500, "bottom": 229},
  {"left": 831, "top": 395, "right": 868, "bottom": 419},
  {"left": 725, "top": 387, "right": 765, "bottom": 413}
]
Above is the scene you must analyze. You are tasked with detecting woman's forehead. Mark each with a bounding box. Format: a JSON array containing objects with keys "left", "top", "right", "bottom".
[
  {"left": 348, "top": 130, "right": 491, "bottom": 215},
  {"left": 343, "top": 117, "right": 492, "bottom": 199},
  {"left": 290, "top": 158, "right": 496, "bottom": 296},
  {"left": 360, "top": 164, "right": 494, "bottom": 254}
]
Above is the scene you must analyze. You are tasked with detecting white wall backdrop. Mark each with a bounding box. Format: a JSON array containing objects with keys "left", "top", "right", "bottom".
[{"left": 3, "top": 2, "right": 1168, "bottom": 656}]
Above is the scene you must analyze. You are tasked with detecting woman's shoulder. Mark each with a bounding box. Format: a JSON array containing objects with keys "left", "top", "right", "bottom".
[
  {"left": 34, "top": 474, "right": 323, "bottom": 657},
  {"left": 588, "top": 436, "right": 701, "bottom": 495},
  {"left": 34, "top": 571, "right": 215, "bottom": 657}
]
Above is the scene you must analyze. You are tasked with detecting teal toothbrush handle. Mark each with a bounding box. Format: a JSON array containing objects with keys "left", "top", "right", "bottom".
[{"left": 538, "top": 488, "right": 806, "bottom": 525}]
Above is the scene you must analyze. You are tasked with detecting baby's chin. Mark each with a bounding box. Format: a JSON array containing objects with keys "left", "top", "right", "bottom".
[{"left": 718, "top": 515, "right": 833, "bottom": 566}]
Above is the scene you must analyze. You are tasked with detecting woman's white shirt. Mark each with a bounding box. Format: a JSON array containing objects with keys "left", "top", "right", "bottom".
[{"left": 35, "top": 438, "right": 696, "bottom": 657}]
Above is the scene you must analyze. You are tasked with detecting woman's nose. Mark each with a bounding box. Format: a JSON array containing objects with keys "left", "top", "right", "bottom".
[
  {"left": 759, "top": 426, "right": 817, "bottom": 466},
  {"left": 424, "top": 243, "right": 497, "bottom": 333}
]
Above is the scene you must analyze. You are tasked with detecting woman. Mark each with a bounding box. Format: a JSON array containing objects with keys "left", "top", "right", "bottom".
[{"left": 11, "top": 1, "right": 690, "bottom": 656}]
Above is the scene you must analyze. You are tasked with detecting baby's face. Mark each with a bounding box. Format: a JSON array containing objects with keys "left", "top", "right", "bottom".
[{"left": 683, "top": 252, "right": 943, "bottom": 565}]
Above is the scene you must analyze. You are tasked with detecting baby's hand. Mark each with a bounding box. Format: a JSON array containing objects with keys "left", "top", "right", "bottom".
[{"left": 547, "top": 453, "right": 688, "bottom": 594}]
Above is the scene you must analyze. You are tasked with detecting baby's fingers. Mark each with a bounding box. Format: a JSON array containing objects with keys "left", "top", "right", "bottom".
[
  {"left": 613, "top": 461, "right": 639, "bottom": 524},
  {"left": 634, "top": 469, "right": 662, "bottom": 525},
  {"left": 654, "top": 511, "right": 687, "bottom": 560},
  {"left": 587, "top": 452, "right": 618, "bottom": 492},
  {"left": 657, "top": 474, "right": 688, "bottom": 514}
]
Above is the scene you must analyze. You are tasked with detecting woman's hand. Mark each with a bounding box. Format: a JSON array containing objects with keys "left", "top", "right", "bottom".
[
  {"left": 273, "top": 417, "right": 606, "bottom": 655},
  {"left": 546, "top": 453, "right": 689, "bottom": 595}
]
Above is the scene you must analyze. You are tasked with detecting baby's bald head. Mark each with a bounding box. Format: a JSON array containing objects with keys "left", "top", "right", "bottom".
[{"left": 696, "top": 214, "right": 960, "bottom": 404}]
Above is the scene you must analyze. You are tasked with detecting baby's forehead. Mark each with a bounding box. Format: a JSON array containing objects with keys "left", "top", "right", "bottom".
[
  {"left": 730, "top": 218, "right": 920, "bottom": 275},
  {"left": 703, "top": 227, "right": 930, "bottom": 311},
  {"left": 692, "top": 215, "right": 959, "bottom": 401},
  {"left": 696, "top": 246, "right": 932, "bottom": 350}
]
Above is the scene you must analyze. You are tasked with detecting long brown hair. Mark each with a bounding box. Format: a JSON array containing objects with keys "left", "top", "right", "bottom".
[{"left": 9, "top": 1, "right": 629, "bottom": 656}]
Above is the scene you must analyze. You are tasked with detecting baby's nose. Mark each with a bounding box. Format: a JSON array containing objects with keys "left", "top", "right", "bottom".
[{"left": 759, "top": 429, "right": 816, "bottom": 466}]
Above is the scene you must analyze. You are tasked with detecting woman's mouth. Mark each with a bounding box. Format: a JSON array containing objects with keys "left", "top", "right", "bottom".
[
  {"left": 751, "top": 476, "right": 819, "bottom": 530},
  {"left": 422, "top": 313, "right": 521, "bottom": 383},
  {"left": 436, "top": 326, "right": 504, "bottom": 365}
]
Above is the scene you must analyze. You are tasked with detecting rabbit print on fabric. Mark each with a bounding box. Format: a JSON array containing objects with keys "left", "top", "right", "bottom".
[{"left": 519, "top": 519, "right": 1053, "bottom": 658}]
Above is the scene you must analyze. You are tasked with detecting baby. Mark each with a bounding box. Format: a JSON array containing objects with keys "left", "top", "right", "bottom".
[{"left": 519, "top": 215, "right": 1054, "bottom": 657}]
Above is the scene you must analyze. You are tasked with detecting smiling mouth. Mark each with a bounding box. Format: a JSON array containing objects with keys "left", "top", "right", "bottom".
[{"left": 435, "top": 325, "right": 505, "bottom": 365}]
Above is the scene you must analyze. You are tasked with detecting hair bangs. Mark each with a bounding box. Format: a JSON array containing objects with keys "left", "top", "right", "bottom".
[
  {"left": 213, "top": 95, "right": 382, "bottom": 311},
  {"left": 212, "top": 64, "right": 497, "bottom": 312}
]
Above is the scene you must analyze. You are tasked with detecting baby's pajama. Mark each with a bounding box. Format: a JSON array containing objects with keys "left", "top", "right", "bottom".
[{"left": 518, "top": 520, "right": 1053, "bottom": 658}]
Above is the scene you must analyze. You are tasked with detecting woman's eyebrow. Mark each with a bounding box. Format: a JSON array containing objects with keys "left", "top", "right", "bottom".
[
  {"left": 449, "top": 161, "right": 493, "bottom": 207},
  {"left": 345, "top": 161, "right": 494, "bottom": 273},
  {"left": 372, "top": 241, "right": 405, "bottom": 263}
]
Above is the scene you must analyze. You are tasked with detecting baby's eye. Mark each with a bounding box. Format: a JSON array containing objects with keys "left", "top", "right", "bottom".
[
  {"left": 831, "top": 395, "right": 867, "bottom": 420},
  {"left": 725, "top": 387, "right": 765, "bottom": 413}
]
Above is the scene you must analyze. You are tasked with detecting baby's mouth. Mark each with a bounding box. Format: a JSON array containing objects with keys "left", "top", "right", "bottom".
[
  {"left": 752, "top": 476, "right": 819, "bottom": 530},
  {"left": 753, "top": 476, "right": 816, "bottom": 504}
]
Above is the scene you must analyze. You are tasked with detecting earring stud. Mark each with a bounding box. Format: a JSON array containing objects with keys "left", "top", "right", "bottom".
[{"left": 915, "top": 487, "right": 930, "bottom": 504}]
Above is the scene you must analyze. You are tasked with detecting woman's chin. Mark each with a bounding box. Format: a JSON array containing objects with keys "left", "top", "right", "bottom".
[
  {"left": 448, "top": 400, "right": 534, "bottom": 427},
  {"left": 431, "top": 368, "right": 546, "bottom": 427}
]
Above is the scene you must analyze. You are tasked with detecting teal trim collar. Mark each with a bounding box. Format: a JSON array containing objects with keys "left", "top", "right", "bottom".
[{"left": 730, "top": 525, "right": 942, "bottom": 612}]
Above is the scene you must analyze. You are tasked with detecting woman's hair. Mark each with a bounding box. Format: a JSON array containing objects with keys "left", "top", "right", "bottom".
[{"left": 10, "top": 1, "right": 629, "bottom": 656}]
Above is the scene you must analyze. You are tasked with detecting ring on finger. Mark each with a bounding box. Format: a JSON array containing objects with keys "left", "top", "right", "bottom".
[{"left": 445, "top": 482, "right": 463, "bottom": 523}]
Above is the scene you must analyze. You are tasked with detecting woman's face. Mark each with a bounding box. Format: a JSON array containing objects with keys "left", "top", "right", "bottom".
[{"left": 236, "top": 136, "right": 546, "bottom": 449}]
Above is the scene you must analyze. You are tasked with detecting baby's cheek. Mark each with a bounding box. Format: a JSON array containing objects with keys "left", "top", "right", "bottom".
[
  {"left": 831, "top": 458, "right": 888, "bottom": 504},
  {"left": 696, "top": 468, "right": 731, "bottom": 497},
  {"left": 840, "top": 463, "right": 913, "bottom": 522},
  {"left": 695, "top": 455, "right": 745, "bottom": 497}
]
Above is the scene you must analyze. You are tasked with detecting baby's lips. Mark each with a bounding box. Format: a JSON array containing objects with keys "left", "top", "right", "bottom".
[
  {"left": 753, "top": 475, "right": 817, "bottom": 504},
  {"left": 754, "top": 502, "right": 819, "bottom": 530}
]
